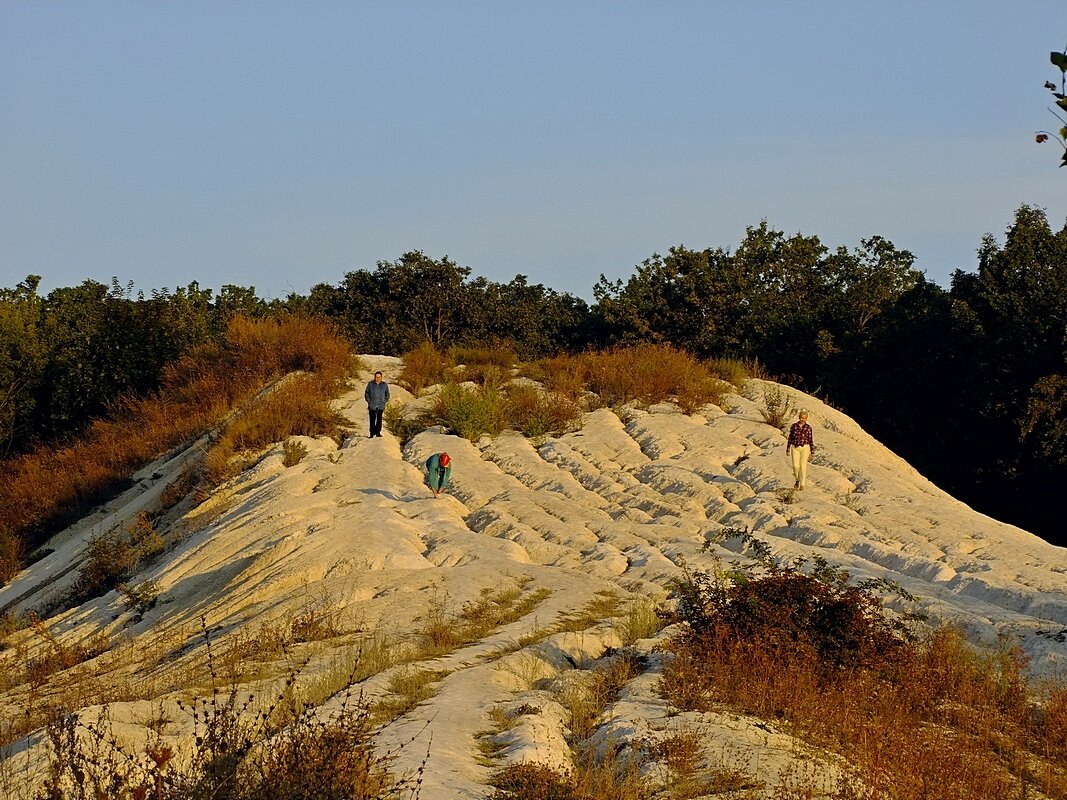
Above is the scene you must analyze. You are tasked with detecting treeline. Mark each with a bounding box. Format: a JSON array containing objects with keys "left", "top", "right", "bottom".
[{"left": 1, "top": 205, "right": 1064, "bottom": 543}]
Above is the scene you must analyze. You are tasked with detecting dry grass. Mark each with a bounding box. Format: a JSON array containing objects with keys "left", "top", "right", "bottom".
[
  {"left": 0, "top": 316, "right": 356, "bottom": 584},
  {"left": 372, "top": 667, "right": 450, "bottom": 724},
  {"left": 505, "top": 383, "right": 583, "bottom": 438},
  {"left": 202, "top": 373, "right": 349, "bottom": 484},
  {"left": 450, "top": 343, "right": 517, "bottom": 370},
  {"left": 25, "top": 670, "right": 423, "bottom": 800},
  {"left": 661, "top": 563, "right": 1067, "bottom": 800},
  {"left": 418, "top": 584, "right": 553, "bottom": 657},
  {"left": 490, "top": 649, "right": 651, "bottom": 800},
  {"left": 398, "top": 341, "right": 454, "bottom": 396},
  {"left": 528, "top": 345, "right": 739, "bottom": 413}
]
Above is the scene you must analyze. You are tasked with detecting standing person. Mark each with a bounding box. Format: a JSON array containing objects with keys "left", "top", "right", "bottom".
[
  {"left": 425, "top": 452, "right": 452, "bottom": 498},
  {"left": 786, "top": 409, "right": 816, "bottom": 490},
  {"left": 364, "top": 371, "right": 389, "bottom": 438}
]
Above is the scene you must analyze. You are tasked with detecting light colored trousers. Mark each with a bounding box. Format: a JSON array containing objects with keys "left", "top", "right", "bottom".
[{"left": 790, "top": 445, "right": 810, "bottom": 488}]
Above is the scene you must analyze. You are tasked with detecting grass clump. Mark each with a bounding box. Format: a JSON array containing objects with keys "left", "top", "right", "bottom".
[
  {"left": 281, "top": 439, "right": 309, "bottom": 467},
  {"left": 505, "top": 383, "right": 582, "bottom": 438},
  {"left": 383, "top": 401, "right": 423, "bottom": 445},
  {"left": 661, "top": 532, "right": 1067, "bottom": 800}
]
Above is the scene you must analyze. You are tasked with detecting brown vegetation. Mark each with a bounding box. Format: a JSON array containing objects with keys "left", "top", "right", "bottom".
[
  {"left": 0, "top": 316, "right": 355, "bottom": 584},
  {"left": 529, "top": 344, "right": 741, "bottom": 412},
  {"left": 661, "top": 541, "right": 1067, "bottom": 800}
]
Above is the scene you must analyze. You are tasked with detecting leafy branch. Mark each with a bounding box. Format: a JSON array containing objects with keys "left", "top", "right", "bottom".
[{"left": 1036, "top": 46, "right": 1067, "bottom": 166}]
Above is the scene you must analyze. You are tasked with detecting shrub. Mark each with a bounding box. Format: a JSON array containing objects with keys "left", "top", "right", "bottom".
[
  {"left": 661, "top": 534, "right": 1067, "bottom": 800},
  {"left": 398, "top": 342, "right": 453, "bottom": 396},
  {"left": 426, "top": 382, "right": 509, "bottom": 441},
  {"left": 70, "top": 513, "right": 164, "bottom": 604},
  {"left": 758, "top": 383, "right": 796, "bottom": 429},
  {"left": 506, "top": 384, "right": 582, "bottom": 438},
  {"left": 118, "top": 579, "right": 160, "bottom": 617}
]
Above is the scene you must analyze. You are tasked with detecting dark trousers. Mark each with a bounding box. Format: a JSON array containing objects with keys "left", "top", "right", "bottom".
[{"left": 369, "top": 408, "right": 383, "bottom": 436}]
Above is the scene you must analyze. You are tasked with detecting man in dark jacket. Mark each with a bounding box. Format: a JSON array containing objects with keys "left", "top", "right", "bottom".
[{"left": 364, "top": 371, "right": 389, "bottom": 438}]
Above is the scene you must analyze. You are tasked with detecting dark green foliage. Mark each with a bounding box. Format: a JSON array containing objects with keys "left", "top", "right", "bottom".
[{"left": 299, "top": 252, "right": 589, "bottom": 358}]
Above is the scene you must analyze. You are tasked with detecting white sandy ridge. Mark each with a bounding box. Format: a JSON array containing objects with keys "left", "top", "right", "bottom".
[{"left": 0, "top": 358, "right": 1064, "bottom": 798}]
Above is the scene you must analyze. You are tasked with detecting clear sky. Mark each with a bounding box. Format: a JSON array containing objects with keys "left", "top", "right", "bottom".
[{"left": 2, "top": 1, "right": 1065, "bottom": 301}]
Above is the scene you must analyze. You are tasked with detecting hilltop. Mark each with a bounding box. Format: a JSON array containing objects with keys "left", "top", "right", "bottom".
[{"left": 0, "top": 355, "right": 1065, "bottom": 799}]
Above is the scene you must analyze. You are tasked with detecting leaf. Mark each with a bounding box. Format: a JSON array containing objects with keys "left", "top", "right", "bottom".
[
  {"left": 1047, "top": 81, "right": 1059, "bottom": 91},
  {"left": 1057, "top": 97, "right": 1067, "bottom": 112},
  {"left": 1037, "top": 133, "right": 1049, "bottom": 143},
  {"left": 1052, "top": 51, "right": 1067, "bottom": 72}
]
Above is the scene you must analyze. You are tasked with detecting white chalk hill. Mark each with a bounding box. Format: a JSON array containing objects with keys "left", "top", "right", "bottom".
[{"left": 1, "top": 357, "right": 1065, "bottom": 798}]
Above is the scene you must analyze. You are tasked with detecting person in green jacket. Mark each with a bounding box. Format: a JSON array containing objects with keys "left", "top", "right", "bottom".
[{"left": 425, "top": 452, "right": 452, "bottom": 498}]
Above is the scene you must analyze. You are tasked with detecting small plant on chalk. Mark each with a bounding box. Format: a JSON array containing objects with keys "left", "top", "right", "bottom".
[
  {"left": 282, "top": 439, "right": 309, "bottom": 467},
  {"left": 758, "top": 384, "right": 796, "bottom": 429}
]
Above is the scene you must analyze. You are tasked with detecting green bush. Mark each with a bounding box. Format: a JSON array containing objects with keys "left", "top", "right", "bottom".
[{"left": 427, "top": 383, "right": 509, "bottom": 441}]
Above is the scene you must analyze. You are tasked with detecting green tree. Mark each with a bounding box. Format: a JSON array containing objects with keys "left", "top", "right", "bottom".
[{"left": 0, "top": 276, "right": 46, "bottom": 455}]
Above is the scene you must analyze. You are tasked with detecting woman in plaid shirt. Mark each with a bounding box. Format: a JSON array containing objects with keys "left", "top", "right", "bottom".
[{"left": 786, "top": 410, "right": 816, "bottom": 490}]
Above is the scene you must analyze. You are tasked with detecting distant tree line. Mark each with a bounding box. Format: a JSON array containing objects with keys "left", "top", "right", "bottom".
[{"left": 1, "top": 204, "right": 1063, "bottom": 543}]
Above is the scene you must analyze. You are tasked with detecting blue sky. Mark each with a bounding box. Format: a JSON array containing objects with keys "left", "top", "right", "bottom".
[{"left": 2, "top": 2, "right": 1065, "bottom": 301}]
